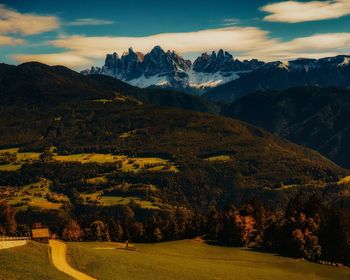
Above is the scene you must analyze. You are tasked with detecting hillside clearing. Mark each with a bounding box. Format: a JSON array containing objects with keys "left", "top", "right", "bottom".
[
  {"left": 204, "top": 155, "right": 232, "bottom": 162},
  {"left": 67, "top": 240, "right": 349, "bottom": 280},
  {"left": 0, "top": 178, "right": 69, "bottom": 210},
  {"left": 0, "top": 148, "right": 178, "bottom": 173}
]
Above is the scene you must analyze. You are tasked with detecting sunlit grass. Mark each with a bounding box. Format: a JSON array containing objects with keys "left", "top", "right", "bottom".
[
  {"left": 0, "top": 178, "right": 69, "bottom": 210},
  {"left": 0, "top": 241, "right": 71, "bottom": 280},
  {"left": 205, "top": 155, "right": 231, "bottom": 162},
  {"left": 67, "top": 240, "right": 349, "bottom": 280}
]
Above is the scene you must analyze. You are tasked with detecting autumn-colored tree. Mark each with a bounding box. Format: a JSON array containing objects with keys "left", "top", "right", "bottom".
[
  {"left": 0, "top": 201, "right": 17, "bottom": 235},
  {"left": 233, "top": 213, "right": 257, "bottom": 247},
  {"left": 289, "top": 213, "right": 321, "bottom": 261},
  {"left": 62, "top": 220, "right": 84, "bottom": 241},
  {"left": 292, "top": 228, "right": 321, "bottom": 261}
]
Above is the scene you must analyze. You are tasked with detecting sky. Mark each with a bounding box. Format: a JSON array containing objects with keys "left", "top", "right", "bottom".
[{"left": 0, "top": 0, "right": 350, "bottom": 70}]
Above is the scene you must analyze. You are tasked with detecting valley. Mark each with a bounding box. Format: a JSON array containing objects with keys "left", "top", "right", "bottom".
[
  {"left": 1, "top": 58, "right": 350, "bottom": 278},
  {"left": 1, "top": 1, "right": 350, "bottom": 279}
]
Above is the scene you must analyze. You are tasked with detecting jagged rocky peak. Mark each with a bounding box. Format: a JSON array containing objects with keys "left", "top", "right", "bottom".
[
  {"left": 193, "top": 49, "right": 264, "bottom": 73},
  {"left": 121, "top": 47, "right": 144, "bottom": 62},
  {"left": 141, "top": 46, "right": 191, "bottom": 77},
  {"left": 104, "top": 52, "right": 120, "bottom": 74},
  {"left": 82, "top": 46, "right": 265, "bottom": 92}
]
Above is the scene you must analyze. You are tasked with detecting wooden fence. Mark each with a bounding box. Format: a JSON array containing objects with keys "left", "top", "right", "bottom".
[{"left": 0, "top": 236, "right": 30, "bottom": 241}]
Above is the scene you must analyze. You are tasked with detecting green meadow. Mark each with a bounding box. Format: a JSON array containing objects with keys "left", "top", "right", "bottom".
[
  {"left": 0, "top": 242, "right": 71, "bottom": 280},
  {"left": 67, "top": 240, "right": 350, "bottom": 280},
  {"left": 0, "top": 240, "right": 349, "bottom": 280}
]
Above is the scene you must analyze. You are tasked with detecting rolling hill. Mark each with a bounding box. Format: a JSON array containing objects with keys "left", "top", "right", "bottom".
[
  {"left": 0, "top": 62, "right": 219, "bottom": 114},
  {"left": 0, "top": 63, "right": 344, "bottom": 196},
  {"left": 222, "top": 87, "right": 350, "bottom": 169}
]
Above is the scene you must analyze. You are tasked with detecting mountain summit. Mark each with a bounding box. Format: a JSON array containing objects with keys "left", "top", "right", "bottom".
[
  {"left": 205, "top": 55, "right": 350, "bottom": 102},
  {"left": 82, "top": 46, "right": 263, "bottom": 93}
]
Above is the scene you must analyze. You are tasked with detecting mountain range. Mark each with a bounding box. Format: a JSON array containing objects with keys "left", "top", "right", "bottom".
[
  {"left": 82, "top": 46, "right": 264, "bottom": 94},
  {"left": 207, "top": 56, "right": 350, "bottom": 102},
  {"left": 83, "top": 47, "right": 350, "bottom": 101}
]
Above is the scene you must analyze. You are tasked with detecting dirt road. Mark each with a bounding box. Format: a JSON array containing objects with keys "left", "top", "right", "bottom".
[{"left": 49, "top": 240, "right": 96, "bottom": 280}]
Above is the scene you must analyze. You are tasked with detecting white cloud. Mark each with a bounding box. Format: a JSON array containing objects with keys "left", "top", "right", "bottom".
[
  {"left": 12, "top": 27, "right": 350, "bottom": 69},
  {"left": 49, "top": 27, "right": 278, "bottom": 58},
  {"left": 65, "top": 18, "right": 115, "bottom": 26},
  {"left": 12, "top": 52, "right": 93, "bottom": 68},
  {"left": 11, "top": 26, "right": 276, "bottom": 68},
  {"left": 261, "top": 0, "right": 350, "bottom": 23},
  {"left": 0, "top": 35, "right": 25, "bottom": 46},
  {"left": 12, "top": 27, "right": 278, "bottom": 68},
  {"left": 0, "top": 5, "right": 60, "bottom": 36},
  {"left": 245, "top": 33, "right": 350, "bottom": 60}
]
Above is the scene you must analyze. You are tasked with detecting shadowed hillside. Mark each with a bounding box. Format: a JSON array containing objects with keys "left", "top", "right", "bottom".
[{"left": 222, "top": 87, "right": 350, "bottom": 168}]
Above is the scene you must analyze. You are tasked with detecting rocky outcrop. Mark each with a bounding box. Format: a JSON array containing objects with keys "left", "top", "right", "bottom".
[{"left": 82, "top": 47, "right": 263, "bottom": 93}]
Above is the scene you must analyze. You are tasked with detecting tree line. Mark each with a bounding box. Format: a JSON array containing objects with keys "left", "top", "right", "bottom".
[{"left": 1, "top": 192, "right": 350, "bottom": 265}]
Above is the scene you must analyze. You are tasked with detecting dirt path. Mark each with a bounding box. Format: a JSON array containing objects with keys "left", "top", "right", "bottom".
[{"left": 49, "top": 240, "right": 96, "bottom": 280}]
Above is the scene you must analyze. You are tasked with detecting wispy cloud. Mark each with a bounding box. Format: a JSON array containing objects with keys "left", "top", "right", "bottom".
[
  {"left": 0, "top": 4, "right": 59, "bottom": 47},
  {"left": 65, "top": 18, "right": 115, "bottom": 26},
  {"left": 48, "top": 27, "right": 277, "bottom": 58},
  {"left": 12, "top": 26, "right": 350, "bottom": 69},
  {"left": 241, "top": 33, "right": 350, "bottom": 60},
  {"left": 13, "top": 26, "right": 276, "bottom": 68},
  {"left": 0, "top": 35, "right": 25, "bottom": 46},
  {"left": 13, "top": 52, "right": 93, "bottom": 68},
  {"left": 221, "top": 18, "right": 241, "bottom": 26},
  {"left": 0, "top": 5, "right": 60, "bottom": 36},
  {"left": 261, "top": 0, "right": 350, "bottom": 23}
]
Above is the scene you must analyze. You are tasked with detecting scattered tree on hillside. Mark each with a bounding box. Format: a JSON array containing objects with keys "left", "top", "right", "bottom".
[
  {"left": 87, "top": 220, "right": 110, "bottom": 241},
  {"left": 0, "top": 201, "right": 17, "bottom": 235}
]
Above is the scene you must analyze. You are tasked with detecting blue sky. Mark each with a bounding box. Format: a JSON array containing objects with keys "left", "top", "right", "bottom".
[{"left": 0, "top": 0, "right": 350, "bottom": 69}]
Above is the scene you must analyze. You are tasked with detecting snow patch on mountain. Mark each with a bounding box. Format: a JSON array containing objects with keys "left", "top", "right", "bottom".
[
  {"left": 125, "top": 70, "right": 246, "bottom": 91},
  {"left": 187, "top": 70, "right": 243, "bottom": 90},
  {"left": 338, "top": 57, "right": 350, "bottom": 67},
  {"left": 82, "top": 46, "right": 264, "bottom": 94},
  {"left": 128, "top": 74, "right": 170, "bottom": 88}
]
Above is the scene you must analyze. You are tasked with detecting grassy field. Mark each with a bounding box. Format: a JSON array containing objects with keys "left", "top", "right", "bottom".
[
  {"left": 0, "top": 148, "right": 178, "bottom": 173},
  {"left": 67, "top": 240, "right": 350, "bottom": 280},
  {"left": 0, "top": 240, "right": 349, "bottom": 280},
  {"left": 80, "top": 191, "right": 159, "bottom": 209},
  {"left": 54, "top": 153, "right": 178, "bottom": 173},
  {"left": 0, "top": 178, "right": 69, "bottom": 210},
  {"left": 0, "top": 148, "right": 40, "bottom": 171},
  {"left": 0, "top": 241, "right": 71, "bottom": 280},
  {"left": 204, "top": 155, "right": 232, "bottom": 162},
  {"left": 338, "top": 176, "right": 350, "bottom": 185}
]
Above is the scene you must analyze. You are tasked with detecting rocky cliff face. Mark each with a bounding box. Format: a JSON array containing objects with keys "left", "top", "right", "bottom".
[
  {"left": 193, "top": 50, "right": 264, "bottom": 73},
  {"left": 205, "top": 55, "right": 350, "bottom": 102},
  {"left": 82, "top": 46, "right": 263, "bottom": 93}
]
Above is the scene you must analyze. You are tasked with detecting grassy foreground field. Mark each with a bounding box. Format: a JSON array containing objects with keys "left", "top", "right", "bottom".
[
  {"left": 67, "top": 240, "right": 350, "bottom": 280},
  {"left": 0, "top": 241, "right": 71, "bottom": 280}
]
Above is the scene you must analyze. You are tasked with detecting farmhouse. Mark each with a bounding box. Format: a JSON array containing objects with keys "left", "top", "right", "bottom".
[{"left": 31, "top": 228, "right": 51, "bottom": 244}]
